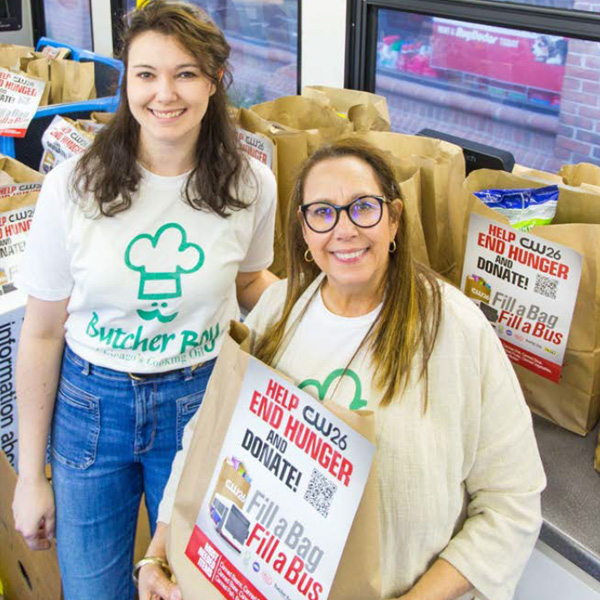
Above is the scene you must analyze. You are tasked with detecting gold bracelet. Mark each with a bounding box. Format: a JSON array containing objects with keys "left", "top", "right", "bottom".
[{"left": 132, "top": 556, "right": 172, "bottom": 588}]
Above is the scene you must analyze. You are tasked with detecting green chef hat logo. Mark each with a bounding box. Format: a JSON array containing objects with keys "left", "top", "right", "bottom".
[
  {"left": 125, "top": 223, "right": 204, "bottom": 301},
  {"left": 299, "top": 368, "right": 367, "bottom": 411}
]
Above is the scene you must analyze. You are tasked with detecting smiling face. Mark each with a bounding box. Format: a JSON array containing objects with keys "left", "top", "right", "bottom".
[
  {"left": 301, "top": 156, "right": 400, "bottom": 303},
  {"left": 126, "top": 31, "right": 215, "bottom": 156}
]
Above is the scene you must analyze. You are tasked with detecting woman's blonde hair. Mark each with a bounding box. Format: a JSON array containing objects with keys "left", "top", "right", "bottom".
[{"left": 254, "top": 138, "right": 442, "bottom": 406}]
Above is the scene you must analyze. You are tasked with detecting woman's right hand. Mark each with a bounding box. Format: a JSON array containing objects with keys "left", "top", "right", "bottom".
[
  {"left": 138, "top": 563, "right": 181, "bottom": 600},
  {"left": 139, "top": 522, "right": 181, "bottom": 600},
  {"left": 12, "top": 475, "right": 55, "bottom": 551}
]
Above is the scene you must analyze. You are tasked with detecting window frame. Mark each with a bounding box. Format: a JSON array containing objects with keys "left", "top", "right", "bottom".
[
  {"left": 30, "top": 0, "right": 45, "bottom": 44},
  {"left": 30, "top": 0, "right": 95, "bottom": 50},
  {"left": 346, "top": 0, "right": 600, "bottom": 91},
  {"left": 109, "top": 0, "right": 302, "bottom": 95}
]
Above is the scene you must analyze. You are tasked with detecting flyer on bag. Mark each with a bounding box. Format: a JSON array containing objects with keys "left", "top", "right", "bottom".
[
  {"left": 0, "top": 185, "right": 40, "bottom": 290},
  {"left": 39, "top": 115, "right": 94, "bottom": 174},
  {"left": 461, "top": 213, "right": 582, "bottom": 383},
  {"left": 237, "top": 128, "right": 274, "bottom": 170},
  {"left": 0, "top": 68, "right": 46, "bottom": 138},
  {"left": 185, "top": 357, "right": 375, "bottom": 600}
]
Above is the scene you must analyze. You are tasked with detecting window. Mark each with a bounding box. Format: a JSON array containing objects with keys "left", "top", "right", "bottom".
[
  {"left": 123, "top": 0, "right": 300, "bottom": 107},
  {"left": 43, "top": 0, "right": 93, "bottom": 51},
  {"left": 349, "top": 0, "right": 600, "bottom": 171},
  {"left": 498, "top": 0, "right": 597, "bottom": 13}
]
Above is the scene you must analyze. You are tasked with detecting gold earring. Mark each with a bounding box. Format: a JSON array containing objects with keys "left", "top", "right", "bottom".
[
  {"left": 389, "top": 240, "right": 397, "bottom": 254},
  {"left": 304, "top": 249, "right": 314, "bottom": 263}
]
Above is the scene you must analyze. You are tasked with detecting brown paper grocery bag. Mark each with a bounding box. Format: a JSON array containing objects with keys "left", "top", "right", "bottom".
[
  {"left": 302, "top": 85, "right": 391, "bottom": 132},
  {"left": 0, "top": 170, "right": 13, "bottom": 186},
  {"left": 238, "top": 108, "right": 309, "bottom": 277},
  {"left": 19, "top": 55, "right": 51, "bottom": 106},
  {"left": 454, "top": 170, "right": 548, "bottom": 274},
  {"left": 0, "top": 43, "right": 34, "bottom": 69},
  {"left": 39, "top": 45, "right": 71, "bottom": 60},
  {"left": 464, "top": 275, "right": 491, "bottom": 304},
  {"left": 0, "top": 154, "right": 44, "bottom": 180},
  {"left": 167, "top": 322, "right": 381, "bottom": 600},
  {"left": 559, "top": 162, "right": 600, "bottom": 188},
  {"left": 581, "top": 183, "right": 600, "bottom": 195},
  {"left": 512, "top": 164, "right": 563, "bottom": 185},
  {"left": 0, "top": 452, "right": 62, "bottom": 600},
  {"left": 250, "top": 95, "right": 352, "bottom": 154},
  {"left": 209, "top": 459, "right": 251, "bottom": 510},
  {"left": 0, "top": 155, "right": 44, "bottom": 289},
  {"left": 91, "top": 111, "right": 115, "bottom": 125},
  {"left": 387, "top": 157, "right": 429, "bottom": 266},
  {"left": 76, "top": 112, "right": 116, "bottom": 135},
  {"left": 352, "top": 131, "right": 465, "bottom": 281},
  {"left": 457, "top": 169, "right": 600, "bottom": 435},
  {"left": 134, "top": 499, "right": 151, "bottom": 564},
  {"left": 50, "top": 58, "right": 95, "bottom": 104},
  {"left": 39, "top": 115, "right": 94, "bottom": 174}
]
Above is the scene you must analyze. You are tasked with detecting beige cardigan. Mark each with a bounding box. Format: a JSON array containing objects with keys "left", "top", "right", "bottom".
[{"left": 159, "top": 278, "right": 546, "bottom": 600}]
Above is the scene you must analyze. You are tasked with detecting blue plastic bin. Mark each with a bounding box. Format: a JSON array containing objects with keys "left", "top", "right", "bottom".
[
  {"left": 0, "top": 38, "right": 123, "bottom": 169},
  {"left": 36, "top": 37, "right": 124, "bottom": 100}
]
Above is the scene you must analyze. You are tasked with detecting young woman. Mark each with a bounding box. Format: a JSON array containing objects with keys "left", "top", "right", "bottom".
[
  {"left": 149, "top": 138, "right": 545, "bottom": 600},
  {"left": 12, "top": 3, "right": 277, "bottom": 599}
]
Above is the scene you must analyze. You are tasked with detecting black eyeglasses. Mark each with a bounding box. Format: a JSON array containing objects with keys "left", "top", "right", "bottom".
[{"left": 300, "top": 196, "right": 390, "bottom": 233}]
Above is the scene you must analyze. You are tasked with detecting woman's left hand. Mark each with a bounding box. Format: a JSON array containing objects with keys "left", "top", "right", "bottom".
[
  {"left": 139, "top": 522, "right": 181, "bottom": 600},
  {"left": 393, "top": 558, "right": 472, "bottom": 600},
  {"left": 138, "top": 562, "right": 181, "bottom": 600}
]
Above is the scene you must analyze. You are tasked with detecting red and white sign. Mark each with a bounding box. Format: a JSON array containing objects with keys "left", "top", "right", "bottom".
[
  {"left": 237, "top": 128, "right": 274, "bottom": 171},
  {"left": 431, "top": 19, "right": 567, "bottom": 93},
  {"left": 186, "top": 358, "right": 374, "bottom": 600},
  {"left": 39, "top": 115, "right": 93, "bottom": 174},
  {"left": 461, "top": 213, "right": 582, "bottom": 383},
  {"left": 0, "top": 69, "right": 46, "bottom": 138}
]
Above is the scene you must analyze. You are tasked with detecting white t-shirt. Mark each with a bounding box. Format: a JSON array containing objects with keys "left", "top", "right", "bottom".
[
  {"left": 16, "top": 156, "right": 276, "bottom": 372},
  {"left": 159, "top": 275, "right": 545, "bottom": 600},
  {"left": 260, "top": 283, "right": 381, "bottom": 410}
]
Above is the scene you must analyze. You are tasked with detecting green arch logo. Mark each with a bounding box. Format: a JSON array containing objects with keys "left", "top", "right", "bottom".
[{"left": 299, "top": 368, "right": 367, "bottom": 410}]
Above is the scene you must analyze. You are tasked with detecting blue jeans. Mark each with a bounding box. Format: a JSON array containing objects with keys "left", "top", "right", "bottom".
[{"left": 51, "top": 345, "right": 215, "bottom": 600}]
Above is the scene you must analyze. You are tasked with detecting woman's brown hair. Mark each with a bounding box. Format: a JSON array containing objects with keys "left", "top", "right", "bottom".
[
  {"left": 253, "top": 138, "right": 442, "bottom": 406},
  {"left": 74, "top": 0, "right": 247, "bottom": 217}
]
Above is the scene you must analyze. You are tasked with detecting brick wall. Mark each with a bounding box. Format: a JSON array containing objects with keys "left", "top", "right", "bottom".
[
  {"left": 553, "top": 0, "right": 600, "bottom": 165},
  {"left": 228, "top": 38, "right": 297, "bottom": 107},
  {"left": 378, "top": 74, "right": 563, "bottom": 171},
  {"left": 377, "top": 5, "right": 600, "bottom": 173}
]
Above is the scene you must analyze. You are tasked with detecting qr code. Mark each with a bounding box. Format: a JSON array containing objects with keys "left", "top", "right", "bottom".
[
  {"left": 534, "top": 274, "right": 558, "bottom": 300},
  {"left": 304, "top": 468, "right": 337, "bottom": 518}
]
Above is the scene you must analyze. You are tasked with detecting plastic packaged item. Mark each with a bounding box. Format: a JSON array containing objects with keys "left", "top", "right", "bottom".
[{"left": 473, "top": 185, "right": 558, "bottom": 231}]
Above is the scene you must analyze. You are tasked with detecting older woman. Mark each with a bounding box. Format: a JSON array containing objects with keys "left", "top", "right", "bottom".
[{"left": 148, "top": 138, "right": 545, "bottom": 600}]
